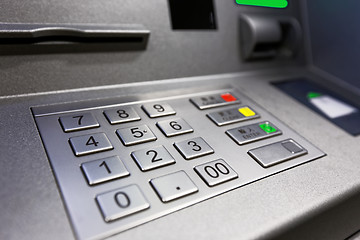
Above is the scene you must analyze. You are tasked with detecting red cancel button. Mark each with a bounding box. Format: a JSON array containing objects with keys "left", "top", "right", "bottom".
[{"left": 221, "top": 93, "right": 237, "bottom": 102}]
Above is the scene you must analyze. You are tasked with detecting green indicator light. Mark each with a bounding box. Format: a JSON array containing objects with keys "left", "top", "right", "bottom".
[
  {"left": 235, "top": 0, "right": 288, "bottom": 8},
  {"left": 259, "top": 123, "right": 277, "bottom": 133},
  {"left": 307, "top": 92, "right": 322, "bottom": 99}
]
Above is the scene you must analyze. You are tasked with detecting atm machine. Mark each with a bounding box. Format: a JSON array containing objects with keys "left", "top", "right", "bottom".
[{"left": 1, "top": 1, "right": 360, "bottom": 239}]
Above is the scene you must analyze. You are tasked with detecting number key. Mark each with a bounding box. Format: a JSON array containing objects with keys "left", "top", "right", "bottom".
[
  {"left": 142, "top": 103, "right": 176, "bottom": 118},
  {"left": 156, "top": 118, "right": 194, "bottom": 137},
  {"left": 174, "top": 137, "right": 214, "bottom": 160},
  {"left": 104, "top": 106, "right": 141, "bottom": 125},
  {"left": 96, "top": 185, "right": 150, "bottom": 222},
  {"left": 116, "top": 124, "right": 157, "bottom": 146},
  {"left": 194, "top": 159, "right": 238, "bottom": 187},
  {"left": 59, "top": 112, "right": 99, "bottom": 132},
  {"left": 69, "top": 133, "right": 113, "bottom": 156},
  {"left": 81, "top": 156, "right": 130, "bottom": 185},
  {"left": 131, "top": 145, "right": 175, "bottom": 171}
]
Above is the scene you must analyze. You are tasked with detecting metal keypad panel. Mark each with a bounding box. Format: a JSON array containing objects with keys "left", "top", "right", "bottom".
[{"left": 32, "top": 88, "right": 325, "bottom": 240}]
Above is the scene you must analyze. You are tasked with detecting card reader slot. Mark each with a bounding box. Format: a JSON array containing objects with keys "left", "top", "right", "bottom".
[{"left": 0, "top": 23, "right": 150, "bottom": 46}]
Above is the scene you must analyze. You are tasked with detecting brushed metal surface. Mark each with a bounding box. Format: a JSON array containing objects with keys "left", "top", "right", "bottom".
[
  {"left": 0, "top": 0, "right": 304, "bottom": 97},
  {"left": 33, "top": 83, "right": 325, "bottom": 239},
  {"left": 1, "top": 70, "right": 360, "bottom": 240}
]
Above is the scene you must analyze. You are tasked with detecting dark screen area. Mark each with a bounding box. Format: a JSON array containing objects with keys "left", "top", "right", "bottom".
[
  {"left": 307, "top": 1, "right": 360, "bottom": 95},
  {"left": 168, "top": 0, "right": 217, "bottom": 30}
]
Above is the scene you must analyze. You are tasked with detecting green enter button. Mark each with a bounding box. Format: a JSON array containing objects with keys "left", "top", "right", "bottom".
[{"left": 259, "top": 123, "right": 277, "bottom": 133}]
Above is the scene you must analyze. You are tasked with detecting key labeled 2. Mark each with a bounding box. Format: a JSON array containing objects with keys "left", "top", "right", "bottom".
[{"left": 131, "top": 145, "right": 175, "bottom": 171}]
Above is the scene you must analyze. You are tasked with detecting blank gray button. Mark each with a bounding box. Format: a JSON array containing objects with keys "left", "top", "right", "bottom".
[
  {"left": 69, "top": 133, "right": 113, "bottom": 156},
  {"left": 150, "top": 171, "right": 198, "bottom": 202},
  {"left": 131, "top": 145, "right": 175, "bottom": 171},
  {"left": 248, "top": 139, "right": 308, "bottom": 168},
  {"left": 142, "top": 103, "right": 176, "bottom": 118},
  {"left": 156, "top": 118, "right": 194, "bottom": 137},
  {"left": 104, "top": 106, "right": 141, "bottom": 125},
  {"left": 96, "top": 185, "right": 150, "bottom": 222},
  {"left": 116, "top": 125, "right": 157, "bottom": 146},
  {"left": 282, "top": 141, "right": 303, "bottom": 153},
  {"left": 60, "top": 112, "right": 99, "bottom": 132},
  {"left": 81, "top": 156, "right": 129, "bottom": 185},
  {"left": 174, "top": 137, "right": 214, "bottom": 160},
  {"left": 194, "top": 159, "right": 238, "bottom": 187}
]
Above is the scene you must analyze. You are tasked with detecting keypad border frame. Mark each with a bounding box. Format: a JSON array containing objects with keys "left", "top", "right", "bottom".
[{"left": 32, "top": 88, "right": 325, "bottom": 240}]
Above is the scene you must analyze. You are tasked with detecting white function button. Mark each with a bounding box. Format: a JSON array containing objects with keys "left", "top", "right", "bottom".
[
  {"left": 156, "top": 118, "right": 194, "bottom": 137},
  {"left": 81, "top": 156, "right": 130, "bottom": 185},
  {"left": 116, "top": 124, "right": 157, "bottom": 146},
  {"left": 174, "top": 137, "right": 214, "bottom": 160},
  {"left": 194, "top": 159, "right": 238, "bottom": 187},
  {"left": 69, "top": 133, "right": 113, "bottom": 156},
  {"left": 59, "top": 112, "right": 99, "bottom": 132},
  {"left": 104, "top": 106, "right": 141, "bottom": 125},
  {"left": 248, "top": 139, "right": 308, "bottom": 168},
  {"left": 150, "top": 171, "right": 198, "bottom": 203},
  {"left": 131, "top": 145, "right": 175, "bottom": 171},
  {"left": 96, "top": 185, "right": 150, "bottom": 222},
  {"left": 141, "top": 103, "right": 176, "bottom": 118}
]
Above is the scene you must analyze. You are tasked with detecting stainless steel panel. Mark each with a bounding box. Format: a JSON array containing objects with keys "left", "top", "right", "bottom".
[{"left": 32, "top": 85, "right": 325, "bottom": 239}]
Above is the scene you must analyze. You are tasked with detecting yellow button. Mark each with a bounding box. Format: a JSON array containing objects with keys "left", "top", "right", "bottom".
[{"left": 238, "top": 107, "right": 255, "bottom": 117}]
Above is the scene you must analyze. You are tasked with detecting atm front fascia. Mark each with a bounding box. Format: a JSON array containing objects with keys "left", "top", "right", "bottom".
[{"left": 0, "top": 1, "right": 360, "bottom": 240}]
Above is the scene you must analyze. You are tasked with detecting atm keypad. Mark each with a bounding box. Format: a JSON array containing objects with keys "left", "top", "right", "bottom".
[{"left": 33, "top": 89, "right": 324, "bottom": 239}]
